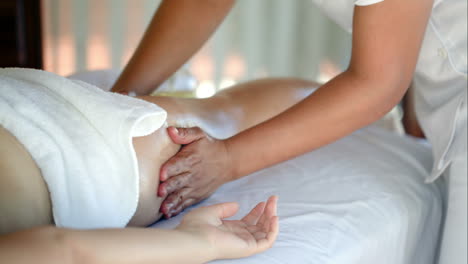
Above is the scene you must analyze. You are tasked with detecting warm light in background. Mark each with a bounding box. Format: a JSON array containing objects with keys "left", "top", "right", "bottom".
[
  {"left": 42, "top": 0, "right": 76, "bottom": 76},
  {"left": 195, "top": 81, "right": 217, "bottom": 98},
  {"left": 190, "top": 52, "right": 215, "bottom": 82},
  {"left": 55, "top": 36, "right": 76, "bottom": 76},
  {"left": 87, "top": 36, "right": 111, "bottom": 71},
  {"left": 219, "top": 79, "right": 237, "bottom": 90},
  {"left": 317, "top": 59, "right": 341, "bottom": 83},
  {"left": 224, "top": 53, "right": 246, "bottom": 80},
  {"left": 42, "top": 0, "right": 154, "bottom": 77},
  {"left": 42, "top": 0, "right": 351, "bottom": 94},
  {"left": 86, "top": 0, "right": 110, "bottom": 71}
]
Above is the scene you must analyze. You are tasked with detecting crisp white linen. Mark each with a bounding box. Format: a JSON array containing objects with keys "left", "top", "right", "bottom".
[
  {"left": 152, "top": 126, "right": 442, "bottom": 264},
  {"left": 0, "top": 68, "right": 167, "bottom": 229},
  {"left": 68, "top": 70, "right": 442, "bottom": 262},
  {"left": 67, "top": 68, "right": 198, "bottom": 95}
]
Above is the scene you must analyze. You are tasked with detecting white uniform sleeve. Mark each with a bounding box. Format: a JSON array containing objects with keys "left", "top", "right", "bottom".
[{"left": 355, "top": 0, "right": 384, "bottom": 6}]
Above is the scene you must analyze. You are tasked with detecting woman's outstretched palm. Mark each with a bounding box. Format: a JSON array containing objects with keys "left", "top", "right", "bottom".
[{"left": 177, "top": 196, "right": 279, "bottom": 260}]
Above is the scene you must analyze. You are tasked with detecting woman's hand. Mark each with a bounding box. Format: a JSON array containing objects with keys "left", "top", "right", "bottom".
[
  {"left": 177, "top": 196, "right": 279, "bottom": 260},
  {"left": 158, "top": 127, "right": 234, "bottom": 218}
]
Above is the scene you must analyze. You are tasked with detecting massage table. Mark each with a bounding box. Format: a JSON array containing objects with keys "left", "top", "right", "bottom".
[
  {"left": 152, "top": 126, "right": 442, "bottom": 264},
  {"left": 71, "top": 70, "right": 443, "bottom": 264}
]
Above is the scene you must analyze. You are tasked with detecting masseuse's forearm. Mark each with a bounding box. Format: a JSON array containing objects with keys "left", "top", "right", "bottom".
[
  {"left": 111, "top": 0, "right": 235, "bottom": 95},
  {"left": 225, "top": 70, "right": 407, "bottom": 179}
]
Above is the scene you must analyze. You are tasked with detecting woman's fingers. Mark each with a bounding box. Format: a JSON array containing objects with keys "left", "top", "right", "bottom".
[
  {"left": 256, "top": 216, "right": 279, "bottom": 251},
  {"left": 241, "top": 202, "right": 266, "bottom": 225},
  {"left": 253, "top": 231, "right": 268, "bottom": 240},
  {"left": 242, "top": 196, "right": 279, "bottom": 251},
  {"left": 268, "top": 216, "right": 279, "bottom": 242},
  {"left": 177, "top": 198, "right": 280, "bottom": 258},
  {"left": 257, "top": 196, "right": 278, "bottom": 228}
]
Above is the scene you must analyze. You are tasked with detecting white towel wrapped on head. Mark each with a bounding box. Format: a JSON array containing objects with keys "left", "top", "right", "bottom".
[{"left": 0, "top": 68, "right": 167, "bottom": 229}]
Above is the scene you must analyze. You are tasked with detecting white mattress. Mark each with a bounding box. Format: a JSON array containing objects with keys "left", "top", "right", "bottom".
[
  {"left": 151, "top": 126, "right": 443, "bottom": 264},
  {"left": 68, "top": 70, "right": 442, "bottom": 263}
]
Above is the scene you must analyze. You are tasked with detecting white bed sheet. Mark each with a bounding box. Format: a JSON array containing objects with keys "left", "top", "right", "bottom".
[
  {"left": 151, "top": 126, "right": 442, "bottom": 264},
  {"left": 68, "top": 70, "right": 442, "bottom": 263}
]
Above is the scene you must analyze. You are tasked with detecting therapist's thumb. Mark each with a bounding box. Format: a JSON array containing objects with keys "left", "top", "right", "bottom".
[{"left": 167, "top": 126, "right": 206, "bottom": 145}]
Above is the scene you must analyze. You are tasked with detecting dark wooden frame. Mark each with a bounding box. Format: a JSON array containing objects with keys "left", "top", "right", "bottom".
[{"left": 0, "top": 0, "right": 43, "bottom": 69}]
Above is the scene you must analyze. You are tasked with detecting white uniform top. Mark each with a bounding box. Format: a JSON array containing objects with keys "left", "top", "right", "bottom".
[{"left": 311, "top": 0, "right": 467, "bottom": 181}]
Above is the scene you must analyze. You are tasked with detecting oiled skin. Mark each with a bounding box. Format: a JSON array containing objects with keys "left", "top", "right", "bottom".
[{"left": 0, "top": 78, "right": 317, "bottom": 232}]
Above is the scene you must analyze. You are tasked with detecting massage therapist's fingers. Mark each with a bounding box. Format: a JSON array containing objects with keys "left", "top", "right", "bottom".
[
  {"left": 159, "top": 172, "right": 191, "bottom": 197},
  {"left": 159, "top": 159, "right": 181, "bottom": 182},
  {"left": 167, "top": 126, "right": 206, "bottom": 145},
  {"left": 159, "top": 150, "right": 196, "bottom": 182},
  {"left": 159, "top": 127, "right": 233, "bottom": 215},
  {"left": 159, "top": 142, "right": 205, "bottom": 183},
  {"left": 169, "top": 198, "right": 198, "bottom": 218},
  {"left": 161, "top": 188, "right": 192, "bottom": 217}
]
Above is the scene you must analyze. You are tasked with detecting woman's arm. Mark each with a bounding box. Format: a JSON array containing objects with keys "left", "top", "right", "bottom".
[
  {"left": 111, "top": 0, "right": 235, "bottom": 95},
  {"left": 0, "top": 226, "right": 208, "bottom": 264},
  {"left": 226, "top": 0, "right": 434, "bottom": 176},
  {"left": 158, "top": 0, "right": 434, "bottom": 217},
  {"left": 0, "top": 197, "right": 278, "bottom": 264}
]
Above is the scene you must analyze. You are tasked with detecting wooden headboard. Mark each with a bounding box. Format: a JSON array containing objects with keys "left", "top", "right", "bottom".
[{"left": 0, "top": 0, "right": 43, "bottom": 69}]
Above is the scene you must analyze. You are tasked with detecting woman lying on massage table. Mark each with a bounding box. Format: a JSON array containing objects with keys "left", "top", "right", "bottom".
[
  {"left": 0, "top": 197, "right": 278, "bottom": 264},
  {"left": 0, "top": 70, "right": 317, "bottom": 263}
]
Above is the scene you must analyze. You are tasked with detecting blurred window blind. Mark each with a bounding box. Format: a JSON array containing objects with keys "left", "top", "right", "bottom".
[{"left": 42, "top": 0, "right": 352, "bottom": 91}]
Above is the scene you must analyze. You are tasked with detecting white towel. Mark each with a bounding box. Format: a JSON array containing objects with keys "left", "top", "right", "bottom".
[{"left": 0, "top": 68, "right": 167, "bottom": 229}]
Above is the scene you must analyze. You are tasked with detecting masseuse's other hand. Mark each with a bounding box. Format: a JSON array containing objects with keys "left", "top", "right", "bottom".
[
  {"left": 177, "top": 196, "right": 279, "bottom": 260},
  {"left": 158, "top": 127, "right": 233, "bottom": 218}
]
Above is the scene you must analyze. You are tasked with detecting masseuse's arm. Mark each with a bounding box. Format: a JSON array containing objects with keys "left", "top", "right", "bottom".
[
  {"left": 111, "top": 0, "right": 235, "bottom": 95},
  {"left": 0, "top": 197, "right": 278, "bottom": 264},
  {"left": 158, "top": 0, "right": 434, "bottom": 217}
]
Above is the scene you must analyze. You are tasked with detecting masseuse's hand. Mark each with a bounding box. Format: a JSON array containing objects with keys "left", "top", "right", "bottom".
[
  {"left": 176, "top": 196, "right": 279, "bottom": 260},
  {"left": 158, "top": 127, "right": 233, "bottom": 218}
]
